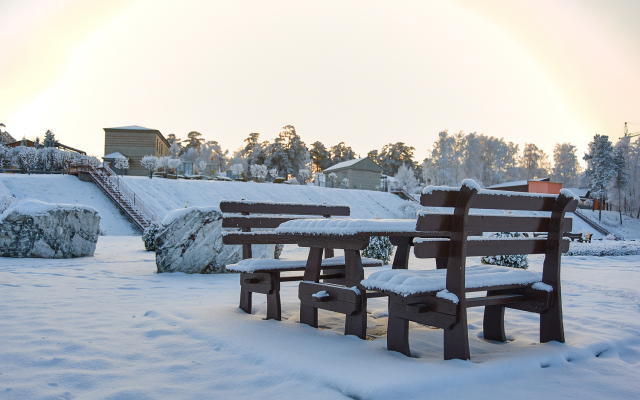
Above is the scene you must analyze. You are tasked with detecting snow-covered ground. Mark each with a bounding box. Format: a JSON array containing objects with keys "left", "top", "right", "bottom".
[{"left": 2, "top": 237, "right": 640, "bottom": 399}]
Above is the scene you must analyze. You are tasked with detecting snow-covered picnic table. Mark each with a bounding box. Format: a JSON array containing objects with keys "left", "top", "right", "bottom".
[{"left": 274, "top": 218, "right": 447, "bottom": 338}]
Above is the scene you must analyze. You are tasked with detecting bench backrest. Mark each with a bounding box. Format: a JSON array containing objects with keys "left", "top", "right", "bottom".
[
  {"left": 220, "top": 200, "right": 350, "bottom": 258},
  {"left": 415, "top": 179, "right": 578, "bottom": 296}
]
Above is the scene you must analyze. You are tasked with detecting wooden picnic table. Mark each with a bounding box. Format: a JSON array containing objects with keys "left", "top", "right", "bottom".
[{"left": 274, "top": 219, "right": 446, "bottom": 339}]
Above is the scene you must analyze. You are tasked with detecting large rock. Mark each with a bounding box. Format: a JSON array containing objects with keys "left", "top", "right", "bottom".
[
  {"left": 0, "top": 199, "right": 101, "bottom": 258},
  {"left": 155, "top": 206, "right": 276, "bottom": 274}
]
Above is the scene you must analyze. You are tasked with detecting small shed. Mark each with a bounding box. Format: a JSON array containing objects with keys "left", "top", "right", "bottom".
[
  {"left": 103, "top": 152, "right": 129, "bottom": 175},
  {"left": 323, "top": 158, "right": 383, "bottom": 190}
]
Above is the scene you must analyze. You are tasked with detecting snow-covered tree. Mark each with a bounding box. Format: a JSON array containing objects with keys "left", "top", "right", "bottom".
[
  {"left": 269, "top": 168, "right": 278, "bottom": 181},
  {"left": 250, "top": 164, "right": 268, "bottom": 182},
  {"left": 0, "top": 123, "right": 15, "bottom": 144},
  {"left": 552, "top": 143, "right": 581, "bottom": 186},
  {"left": 375, "top": 142, "right": 416, "bottom": 175},
  {"left": 584, "top": 135, "right": 616, "bottom": 221},
  {"left": 38, "top": 147, "right": 57, "bottom": 173},
  {"left": 157, "top": 156, "right": 170, "bottom": 172},
  {"left": 328, "top": 172, "right": 338, "bottom": 188},
  {"left": 114, "top": 155, "right": 129, "bottom": 176},
  {"left": 281, "top": 125, "right": 308, "bottom": 180},
  {"left": 0, "top": 144, "right": 10, "bottom": 170},
  {"left": 13, "top": 146, "right": 38, "bottom": 174},
  {"left": 43, "top": 130, "right": 56, "bottom": 148},
  {"left": 422, "top": 131, "right": 463, "bottom": 186},
  {"left": 168, "top": 158, "right": 181, "bottom": 174},
  {"left": 342, "top": 177, "right": 350, "bottom": 189},
  {"left": 330, "top": 142, "right": 356, "bottom": 166},
  {"left": 519, "top": 143, "right": 549, "bottom": 180},
  {"left": 230, "top": 163, "right": 244, "bottom": 179},
  {"left": 0, "top": 195, "right": 18, "bottom": 214},
  {"left": 140, "top": 155, "right": 158, "bottom": 178},
  {"left": 54, "top": 150, "right": 74, "bottom": 174},
  {"left": 169, "top": 142, "right": 181, "bottom": 158},
  {"left": 393, "top": 163, "right": 419, "bottom": 191},
  {"left": 265, "top": 136, "right": 289, "bottom": 178},
  {"left": 298, "top": 169, "right": 311, "bottom": 184},
  {"left": 198, "top": 160, "right": 207, "bottom": 175}
]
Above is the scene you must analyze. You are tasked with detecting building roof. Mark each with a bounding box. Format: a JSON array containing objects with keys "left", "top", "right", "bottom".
[
  {"left": 103, "top": 152, "right": 127, "bottom": 159},
  {"left": 106, "top": 125, "right": 157, "bottom": 131},
  {"left": 323, "top": 157, "right": 383, "bottom": 173},
  {"left": 486, "top": 177, "right": 550, "bottom": 189}
]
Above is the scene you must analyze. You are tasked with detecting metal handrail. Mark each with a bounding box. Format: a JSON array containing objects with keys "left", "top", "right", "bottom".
[{"left": 70, "top": 159, "right": 161, "bottom": 229}]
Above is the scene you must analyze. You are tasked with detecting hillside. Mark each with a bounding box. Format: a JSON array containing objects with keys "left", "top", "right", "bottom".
[{"left": 3, "top": 174, "right": 639, "bottom": 240}]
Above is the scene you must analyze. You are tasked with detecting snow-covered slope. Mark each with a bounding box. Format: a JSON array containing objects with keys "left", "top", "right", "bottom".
[
  {"left": 121, "top": 176, "right": 412, "bottom": 220},
  {"left": 0, "top": 174, "right": 138, "bottom": 236}
]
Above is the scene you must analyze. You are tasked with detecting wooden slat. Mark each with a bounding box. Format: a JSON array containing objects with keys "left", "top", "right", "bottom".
[
  {"left": 414, "top": 238, "right": 571, "bottom": 258},
  {"left": 421, "top": 189, "right": 558, "bottom": 211},
  {"left": 465, "top": 294, "right": 525, "bottom": 308},
  {"left": 219, "top": 201, "right": 350, "bottom": 216},
  {"left": 222, "top": 232, "right": 300, "bottom": 245},
  {"left": 222, "top": 216, "right": 295, "bottom": 229},
  {"left": 416, "top": 214, "right": 573, "bottom": 233}
]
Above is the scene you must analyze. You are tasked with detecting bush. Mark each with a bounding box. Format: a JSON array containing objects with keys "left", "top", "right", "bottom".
[
  {"left": 481, "top": 232, "right": 529, "bottom": 269},
  {"left": 142, "top": 223, "right": 160, "bottom": 252},
  {"left": 363, "top": 236, "right": 394, "bottom": 265}
]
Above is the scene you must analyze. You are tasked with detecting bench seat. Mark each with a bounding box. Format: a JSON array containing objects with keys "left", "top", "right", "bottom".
[
  {"left": 361, "top": 265, "right": 551, "bottom": 300},
  {"left": 227, "top": 255, "right": 383, "bottom": 273}
]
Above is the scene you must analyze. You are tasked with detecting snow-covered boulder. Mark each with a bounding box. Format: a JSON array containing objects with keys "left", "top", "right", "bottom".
[
  {"left": 0, "top": 199, "right": 100, "bottom": 258},
  {"left": 154, "top": 206, "right": 278, "bottom": 274}
]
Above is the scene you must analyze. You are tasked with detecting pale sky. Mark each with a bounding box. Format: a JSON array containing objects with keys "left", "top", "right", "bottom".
[{"left": 2, "top": 0, "right": 639, "bottom": 165}]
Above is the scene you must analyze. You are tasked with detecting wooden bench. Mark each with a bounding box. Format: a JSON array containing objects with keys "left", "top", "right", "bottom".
[
  {"left": 361, "top": 180, "right": 578, "bottom": 360},
  {"left": 564, "top": 233, "right": 582, "bottom": 241},
  {"left": 220, "top": 200, "right": 382, "bottom": 321}
]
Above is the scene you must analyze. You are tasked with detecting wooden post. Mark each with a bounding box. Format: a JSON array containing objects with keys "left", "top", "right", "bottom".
[
  {"left": 300, "top": 247, "right": 324, "bottom": 328},
  {"left": 343, "top": 250, "right": 367, "bottom": 339}
]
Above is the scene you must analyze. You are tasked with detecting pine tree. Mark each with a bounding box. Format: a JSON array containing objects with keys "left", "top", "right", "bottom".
[
  {"left": 310, "top": 141, "right": 332, "bottom": 171},
  {"left": 613, "top": 146, "right": 629, "bottom": 224},
  {"left": 376, "top": 142, "right": 416, "bottom": 175},
  {"left": 362, "top": 236, "right": 394, "bottom": 265},
  {"left": 183, "top": 131, "right": 204, "bottom": 151},
  {"left": 584, "top": 135, "right": 616, "bottom": 221},
  {"left": 265, "top": 135, "right": 290, "bottom": 178}
]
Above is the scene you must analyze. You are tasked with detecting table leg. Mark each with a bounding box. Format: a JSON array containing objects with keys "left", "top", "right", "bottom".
[
  {"left": 344, "top": 250, "right": 367, "bottom": 339},
  {"left": 300, "top": 247, "right": 323, "bottom": 328},
  {"left": 390, "top": 237, "right": 411, "bottom": 269}
]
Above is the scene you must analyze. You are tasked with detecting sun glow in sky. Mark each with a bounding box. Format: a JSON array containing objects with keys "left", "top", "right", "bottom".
[{"left": 2, "top": 0, "right": 639, "bottom": 164}]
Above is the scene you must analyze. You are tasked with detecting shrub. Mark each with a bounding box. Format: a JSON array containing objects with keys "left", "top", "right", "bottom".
[
  {"left": 142, "top": 223, "right": 160, "bottom": 252},
  {"left": 481, "top": 232, "right": 528, "bottom": 269}
]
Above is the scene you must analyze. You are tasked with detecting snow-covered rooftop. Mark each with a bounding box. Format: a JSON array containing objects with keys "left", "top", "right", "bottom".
[
  {"left": 106, "top": 125, "right": 157, "bottom": 131},
  {"left": 486, "top": 177, "right": 551, "bottom": 189},
  {"left": 103, "top": 152, "right": 126, "bottom": 159},
  {"left": 323, "top": 157, "right": 367, "bottom": 172}
]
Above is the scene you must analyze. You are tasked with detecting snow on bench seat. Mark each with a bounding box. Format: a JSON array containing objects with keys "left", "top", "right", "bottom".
[
  {"left": 227, "top": 255, "right": 383, "bottom": 273},
  {"left": 275, "top": 219, "right": 418, "bottom": 236},
  {"left": 361, "top": 265, "right": 546, "bottom": 298}
]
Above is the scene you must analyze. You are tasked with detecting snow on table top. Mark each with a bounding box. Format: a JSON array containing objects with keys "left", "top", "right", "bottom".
[
  {"left": 0, "top": 199, "right": 99, "bottom": 223},
  {"left": 361, "top": 265, "right": 543, "bottom": 297},
  {"left": 226, "top": 255, "right": 382, "bottom": 273},
  {"left": 275, "top": 218, "right": 418, "bottom": 236},
  {"left": 220, "top": 199, "right": 349, "bottom": 208}
]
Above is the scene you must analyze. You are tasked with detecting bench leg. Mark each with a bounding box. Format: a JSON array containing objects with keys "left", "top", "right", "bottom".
[
  {"left": 265, "top": 272, "right": 281, "bottom": 321},
  {"left": 435, "top": 257, "right": 448, "bottom": 269},
  {"left": 387, "top": 301, "right": 410, "bottom": 356},
  {"left": 239, "top": 289, "right": 252, "bottom": 314},
  {"left": 540, "top": 287, "right": 565, "bottom": 343},
  {"left": 345, "top": 308, "right": 367, "bottom": 339},
  {"left": 300, "top": 304, "right": 318, "bottom": 328},
  {"left": 483, "top": 305, "right": 507, "bottom": 342},
  {"left": 444, "top": 309, "right": 470, "bottom": 360}
]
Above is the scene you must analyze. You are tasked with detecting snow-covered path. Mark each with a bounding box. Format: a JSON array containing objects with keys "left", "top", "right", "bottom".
[{"left": 2, "top": 237, "right": 640, "bottom": 399}]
